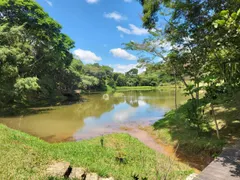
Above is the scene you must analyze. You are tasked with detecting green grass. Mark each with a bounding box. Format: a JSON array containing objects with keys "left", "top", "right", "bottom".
[
  {"left": 106, "top": 85, "right": 115, "bottom": 92},
  {"left": 115, "top": 83, "right": 185, "bottom": 91},
  {"left": 0, "top": 125, "right": 51, "bottom": 179},
  {"left": 0, "top": 124, "right": 193, "bottom": 180},
  {"left": 116, "top": 86, "right": 157, "bottom": 91}
]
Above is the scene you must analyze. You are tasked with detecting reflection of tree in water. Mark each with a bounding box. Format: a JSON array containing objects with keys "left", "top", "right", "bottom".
[
  {"left": 0, "top": 94, "right": 126, "bottom": 142},
  {"left": 124, "top": 91, "right": 140, "bottom": 108},
  {"left": 111, "top": 95, "right": 125, "bottom": 106},
  {"left": 79, "top": 94, "right": 125, "bottom": 118},
  {"left": 0, "top": 90, "right": 188, "bottom": 142},
  {"left": 143, "top": 90, "right": 188, "bottom": 109},
  {"left": 114, "top": 90, "right": 188, "bottom": 109}
]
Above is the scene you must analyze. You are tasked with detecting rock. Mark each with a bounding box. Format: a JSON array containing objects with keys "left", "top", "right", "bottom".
[
  {"left": 99, "top": 177, "right": 114, "bottom": 180},
  {"left": 46, "top": 162, "right": 70, "bottom": 177},
  {"left": 69, "top": 167, "right": 86, "bottom": 179},
  {"left": 86, "top": 173, "right": 99, "bottom": 180},
  {"left": 186, "top": 173, "right": 198, "bottom": 180}
]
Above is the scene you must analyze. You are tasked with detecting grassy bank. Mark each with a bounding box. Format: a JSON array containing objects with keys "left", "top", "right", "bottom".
[
  {"left": 115, "top": 83, "right": 185, "bottom": 91},
  {"left": 142, "top": 92, "right": 240, "bottom": 170},
  {"left": 116, "top": 86, "right": 157, "bottom": 91},
  {"left": 0, "top": 124, "right": 193, "bottom": 180}
]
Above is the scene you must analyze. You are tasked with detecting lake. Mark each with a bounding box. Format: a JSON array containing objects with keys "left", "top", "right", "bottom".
[{"left": 0, "top": 90, "right": 188, "bottom": 142}]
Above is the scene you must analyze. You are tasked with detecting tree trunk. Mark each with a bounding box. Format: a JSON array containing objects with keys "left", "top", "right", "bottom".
[
  {"left": 196, "top": 81, "right": 200, "bottom": 107},
  {"left": 196, "top": 82, "right": 199, "bottom": 101},
  {"left": 174, "top": 70, "right": 177, "bottom": 110},
  {"left": 180, "top": 76, "right": 195, "bottom": 100},
  {"left": 170, "top": 62, "right": 195, "bottom": 100},
  {"left": 211, "top": 103, "right": 220, "bottom": 139}
]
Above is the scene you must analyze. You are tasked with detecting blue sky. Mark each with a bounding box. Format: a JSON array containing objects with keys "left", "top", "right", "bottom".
[{"left": 36, "top": 0, "right": 165, "bottom": 73}]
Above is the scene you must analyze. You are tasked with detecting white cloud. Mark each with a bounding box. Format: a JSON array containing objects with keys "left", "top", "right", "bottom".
[
  {"left": 44, "top": 0, "right": 53, "bottom": 6},
  {"left": 86, "top": 0, "right": 99, "bottom": 4},
  {"left": 129, "top": 24, "right": 149, "bottom": 35},
  {"left": 104, "top": 12, "right": 127, "bottom": 21},
  {"left": 73, "top": 49, "right": 102, "bottom": 64},
  {"left": 113, "top": 108, "right": 136, "bottom": 122},
  {"left": 110, "top": 64, "right": 146, "bottom": 74},
  {"left": 117, "top": 24, "right": 149, "bottom": 36},
  {"left": 124, "top": 0, "right": 132, "bottom": 2},
  {"left": 138, "top": 100, "right": 147, "bottom": 107},
  {"left": 110, "top": 48, "right": 137, "bottom": 61},
  {"left": 116, "top": 26, "right": 131, "bottom": 34}
]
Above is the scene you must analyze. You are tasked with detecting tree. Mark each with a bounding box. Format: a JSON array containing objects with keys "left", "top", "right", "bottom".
[
  {"left": 116, "top": 74, "right": 127, "bottom": 86},
  {"left": 0, "top": 0, "right": 77, "bottom": 109},
  {"left": 125, "top": 68, "right": 138, "bottom": 77},
  {"left": 0, "top": 24, "right": 39, "bottom": 108},
  {"left": 131, "top": 0, "right": 240, "bottom": 133}
]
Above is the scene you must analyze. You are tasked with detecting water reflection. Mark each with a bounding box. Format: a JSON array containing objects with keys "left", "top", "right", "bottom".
[{"left": 0, "top": 90, "right": 188, "bottom": 142}]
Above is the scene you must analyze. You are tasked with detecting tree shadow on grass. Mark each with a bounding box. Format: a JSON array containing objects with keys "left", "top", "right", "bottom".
[
  {"left": 152, "top": 100, "right": 226, "bottom": 170},
  {"left": 152, "top": 92, "right": 240, "bottom": 172},
  {"left": 214, "top": 92, "right": 240, "bottom": 140}
]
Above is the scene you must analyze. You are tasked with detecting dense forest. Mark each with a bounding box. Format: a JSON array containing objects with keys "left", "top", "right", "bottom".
[{"left": 0, "top": 0, "right": 174, "bottom": 111}]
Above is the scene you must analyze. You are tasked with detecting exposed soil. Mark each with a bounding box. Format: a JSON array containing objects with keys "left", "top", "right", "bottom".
[{"left": 123, "top": 126, "right": 202, "bottom": 173}]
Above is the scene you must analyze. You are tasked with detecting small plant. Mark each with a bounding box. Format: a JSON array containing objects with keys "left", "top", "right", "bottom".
[
  {"left": 113, "top": 140, "right": 127, "bottom": 164},
  {"left": 132, "top": 173, "right": 139, "bottom": 180},
  {"left": 186, "top": 99, "right": 210, "bottom": 133},
  {"left": 212, "top": 152, "right": 218, "bottom": 159},
  {"left": 115, "top": 151, "right": 127, "bottom": 164},
  {"left": 100, "top": 135, "right": 104, "bottom": 147},
  {"left": 131, "top": 173, "right": 148, "bottom": 180}
]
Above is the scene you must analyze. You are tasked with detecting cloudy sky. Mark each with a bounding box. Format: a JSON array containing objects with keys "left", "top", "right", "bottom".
[{"left": 37, "top": 0, "right": 166, "bottom": 73}]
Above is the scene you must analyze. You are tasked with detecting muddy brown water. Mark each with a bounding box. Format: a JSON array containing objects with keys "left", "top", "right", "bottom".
[{"left": 0, "top": 90, "right": 188, "bottom": 142}]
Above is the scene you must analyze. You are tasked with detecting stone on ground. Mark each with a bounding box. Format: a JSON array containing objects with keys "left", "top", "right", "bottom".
[
  {"left": 186, "top": 173, "right": 198, "bottom": 180},
  {"left": 86, "top": 173, "right": 99, "bottom": 180},
  {"left": 46, "top": 162, "right": 70, "bottom": 177},
  {"left": 69, "top": 167, "right": 86, "bottom": 179},
  {"left": 99, "top": 177, "right": 114, "bottom": 180}
]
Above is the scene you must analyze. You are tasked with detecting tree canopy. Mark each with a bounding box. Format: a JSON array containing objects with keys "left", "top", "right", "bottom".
[{"left": 124, "top": 0, "right": 240, "bottom": 136}]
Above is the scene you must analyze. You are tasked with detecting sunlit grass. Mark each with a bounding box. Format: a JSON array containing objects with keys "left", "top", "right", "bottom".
[
  {"left": 116, "top": 86, "right": 157, "bottom": 91},
  {"left": 0, "top": 125, "right": 193, "bottom": 179}
]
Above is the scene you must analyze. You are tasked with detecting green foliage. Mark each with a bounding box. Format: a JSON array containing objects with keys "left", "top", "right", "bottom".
[
  {"left": 0, "top": 0, "right": 74, "bottom": 50},
  {"left": 0, "top": 0, "right": 78, "bottom": 109},
  {"left": 116, "top": 73, "right": 127, "bottom": 86},
  {"left": 136, "top": 0, "right": 171, "bottom": 29},
  {"left": 80, "top": 75, "right": 99, "bottom": 90},
  {"left": 134, "top": 0, "right": 240, "bottom": 132},
  {"left": 82, "top": 63, "right": 114, "bottom": 91},
  {"left": 113, "top": 63, "right": 175, "bottom": 87},
  {"left": 185, "top": 99, "right": 209, "bottom": 132},
  {"left": 0, "top": 24, "right": 38, "bottom": 107},
  {"left": 14, "top": 77, "right": 40, "bottom": 94}
]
